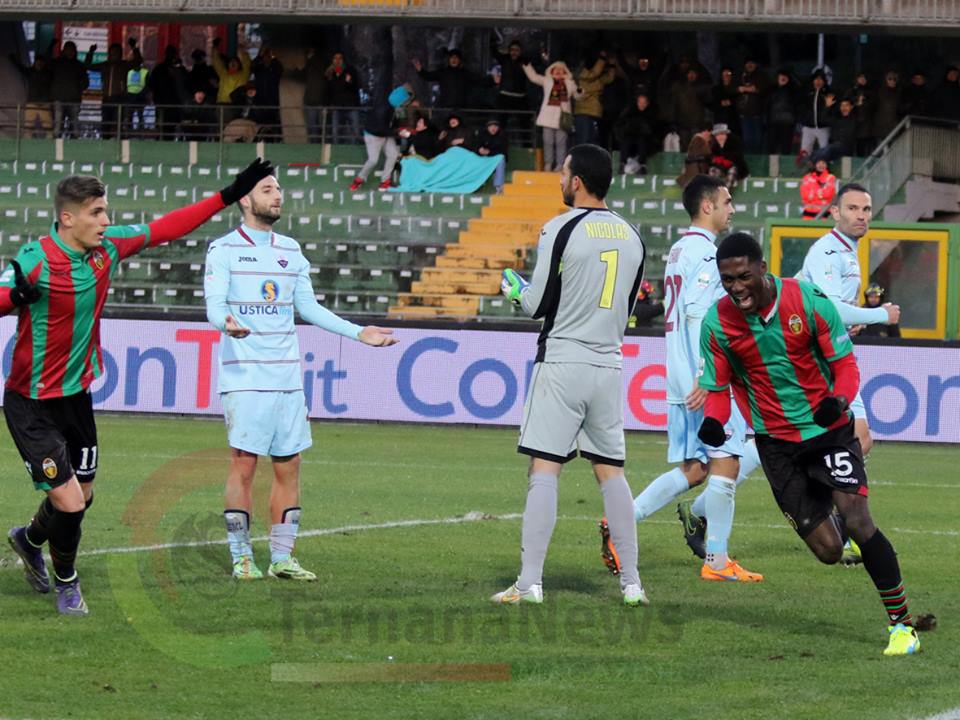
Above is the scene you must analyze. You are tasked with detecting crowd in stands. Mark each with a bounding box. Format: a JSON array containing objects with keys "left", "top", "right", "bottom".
[{"left": 9, "top": 36, "right": 960, "bottom": 181}]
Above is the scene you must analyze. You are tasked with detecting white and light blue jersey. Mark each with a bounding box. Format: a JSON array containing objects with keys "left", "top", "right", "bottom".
[
  {"left": 800, "top": 228, "right": 887, "bottom": 326},
  {"left": 204, "top": 224, "right": 362, "bottom": 393},
  {"left": 663, "top": 226, "right": 725, "bottom": 404}
]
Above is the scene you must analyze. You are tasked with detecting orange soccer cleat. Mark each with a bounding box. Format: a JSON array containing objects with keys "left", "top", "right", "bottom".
[{"left": 700, "top": 560, "right": 764, "bottom": 582}]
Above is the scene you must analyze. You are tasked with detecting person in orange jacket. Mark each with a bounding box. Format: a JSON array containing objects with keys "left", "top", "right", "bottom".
[{"left": 800, "top": 158, "right": 837, "bottom": 219}]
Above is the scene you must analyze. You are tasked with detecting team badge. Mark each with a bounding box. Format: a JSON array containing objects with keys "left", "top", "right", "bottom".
[
  {"left": 92, "top": 250, "right": 105, "bottom": 270},
  {"left": 788, "top": 313, "right": 803, "bottom": 334},
  {"left": 277, "top": 258, "right": 288, "bottom": 269},
  {"left": 261, "top": 280, "right": 279, "bottom": 302},
  {"left": 42, "top": 457, "right": 58, "bottom": 480}
]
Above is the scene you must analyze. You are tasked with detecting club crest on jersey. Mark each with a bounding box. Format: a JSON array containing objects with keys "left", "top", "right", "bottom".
[
  {"left": 277, "top": 257, "right": 288, "bottom": 269},
  {"left": 42, "top": 457, "right": 58, "bottom": 480},
  {"left": 261, "top": 280, "right": 279, "bottom": 302},
  {"left": 91, "top": 249, "right": 105, "bottom": 270},
  {"left": 788, "top": 313, "right": 803, "bottom": 334}
]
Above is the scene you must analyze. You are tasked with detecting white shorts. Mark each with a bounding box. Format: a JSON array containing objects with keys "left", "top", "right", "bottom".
[
  {"left": 222, "top": 390, "right": 312, "bottom": 457},
  {"left": 849, "top": 391, "right": 867, "bottom": 421},
  {"left": 667, "top": 403, "right": 747, "bottom": 465}
]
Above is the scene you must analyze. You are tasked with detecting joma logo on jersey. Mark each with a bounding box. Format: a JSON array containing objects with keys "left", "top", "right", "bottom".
[
  {"left": 788, "top": 314, "right": 803, "bottom": 334},
  {"left": 238, "top": 256, "right": 258, "bottom": 263},
  {"left": 261, "top": 280, "right": 279, "bottom": 302}
]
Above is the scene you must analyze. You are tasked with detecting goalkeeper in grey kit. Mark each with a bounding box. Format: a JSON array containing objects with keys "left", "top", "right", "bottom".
[{"left": 492, "top": 144, "right": 648, "bottom": 606}]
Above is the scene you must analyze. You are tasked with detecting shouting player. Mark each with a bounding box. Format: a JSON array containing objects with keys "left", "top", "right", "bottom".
[
  {"left": 697, "top": 232, "right": 920, "bottom": 656},
  {"left": 2, "top": 159, "right": 274, "bottom": 615}
]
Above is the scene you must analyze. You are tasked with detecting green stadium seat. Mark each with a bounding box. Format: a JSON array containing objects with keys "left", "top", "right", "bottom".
[
  {"left": 334, "top": 292, "right": 364, "bottom": 313},
  {"left": 363, "top": 268, "right": 399, "bottom": 291},
  {"left": 120, "top": 260, "right": 152, "bottom": 281},
  {"left": 367, "top": 294, "right": 393, "bottom": 314}
]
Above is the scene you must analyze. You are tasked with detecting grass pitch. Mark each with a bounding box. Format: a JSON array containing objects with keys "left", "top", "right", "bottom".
[{"left": 1, "top": 415, "right": 958, "bottom": 720}]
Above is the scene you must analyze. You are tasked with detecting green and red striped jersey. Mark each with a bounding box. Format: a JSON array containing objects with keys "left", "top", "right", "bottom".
[
  {"left": 0, "top": 193, "right": 225, "bottom": 400},
  {"left": 698, "top": 274, "right": 855, "bottom": 442}
]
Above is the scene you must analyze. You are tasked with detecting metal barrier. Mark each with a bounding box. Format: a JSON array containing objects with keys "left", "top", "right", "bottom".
[
  {"left": 0, "top": 102, "right": 538, "bottom": 162},
  {"left": 3, "top": 0, "right": 957, "bottom": 26}
]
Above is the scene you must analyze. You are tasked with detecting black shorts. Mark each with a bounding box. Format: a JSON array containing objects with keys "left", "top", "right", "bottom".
[
  {"left": 755, "top": 419, "right": 867, "bottom": 539},
  {"left": 3, "top": 389, "right": 98, "bottom": 491}
]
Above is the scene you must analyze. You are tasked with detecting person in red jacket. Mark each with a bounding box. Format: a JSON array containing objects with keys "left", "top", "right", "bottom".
[{"left": 800, "top": 158, "right": 836, "bottom": 219}]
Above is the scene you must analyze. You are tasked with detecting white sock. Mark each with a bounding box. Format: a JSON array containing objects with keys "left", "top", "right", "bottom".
[{"left": 270, "top": 507, "right": 301, "bottom": 564}]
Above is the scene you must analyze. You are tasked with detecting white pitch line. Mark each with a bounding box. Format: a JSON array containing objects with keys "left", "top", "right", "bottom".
[{"left": 918, "top": 709, "right": 960, "bottom": 720}]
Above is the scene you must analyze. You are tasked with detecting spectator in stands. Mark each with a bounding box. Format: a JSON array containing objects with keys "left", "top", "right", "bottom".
[
  {"left": 737, "top": 57, "right": 769, "bottom": 154},
  {"left": 212, "top": 36, "right": 252, "bottom": 105},
  {"left": 476, "top": 118, "right": 509, "bottom": 193},
  {"left": 8, "top": 50, "right": 53, "bottom": 139},
  {"left": 873, "top": 70, "right": 902, "bottom": 142},
  {"left": 668, "top": 67, "right": 712, "bottom": 150},
  {"left": 349, "top": 84, "right": 416, "bottom": 191},
  {"left": 223, "top": 83, "right": 264, "bottom": 143},
  {"left": 324, "top": 51, "right": 361, "bottom": 144},
  {"left": 657, "top": 54, "right": 710, "bottom": 113},
  {"left": 850, "top": 71, "right": 877, "bottom": 156},
  {"left": 599, "top": 51, "right": 629, "bottom": 150},
  {"left": 574, "top": 50, "right": 615, "bottom": 146},
  {"left": 409, "top": 113, "right": 443, "bottom": 159},
  {"left": 440, "top": 112, "right": 474, "bottom": 150},
  {"left": 712, "top": 67, "right": 742, "bottom": 138},
  {"left": 629, "top": 280, "right": 664, "bottom": 328},
  {"left": 797, "top": 69, "right": 831, "bottom": 165},
  {"left": 523, "top": 60, "right": 579, "bottom": 172},
  {"left": 708, "top": 122, "right": 748, "bottom": 190},
  {"left": 251, "top": 45, "right": 283, "bottom": 138},
  {"left": 88, "top": 38, "right": 142, "bottom": 139},
  {"left": 491, "top": 40, "right": 530, "bottom": 125},
  {"left": 900, "top": 69, "right": 930, "bottom": 117},
  {"left": 187, "top": 48, "right": 219, "bottom": 97},
  {"left": 614, "top": 92, "right": 656, "bottom": 175},
  {"left": 181, "top": 89, "right": 216, "bottom": 141},
  {"left": 677, "top": 123, "right": 713, "bottom": 187},
  {"left": 49, "top": 40, "right": 91, "bottom": 139},
  {"left": 766, "top": 68, "right": 798, "bottom": 155},
  {"left": 811, "top": 94, "right": 857, "bottom": 164},
  {"left": 413, "top": 48, "right": 473, "bottom": 109},
  {"left": 124, "top": 55, "right": 149, "bottom": 136},
  {"left": 800, "top": 158, "right": 836, "bottom": 220},
  {"left": 938, "top": 66, "right": 960, "bottom": 121},
  {"left": 628, "top": 52, "right": 658, "bottom": 102},
  {"left": 149, "top": 45, "right": 189, "bottom": 141},
  {"left": 858, "top": 284, "right": 901, "bottom": 338},
  {"left": 299, "top": 47, "right": 326, "bottom": 143}
]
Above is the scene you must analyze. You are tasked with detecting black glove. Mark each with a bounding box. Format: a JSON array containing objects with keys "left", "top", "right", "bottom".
[
  {"left": 8, "top": 260, "right": 41, "bottom": 306},
  {"left": 219, "top": 158, "right": 274, "bottom": 205},
  {"left": 698, "top": 417, "right": 726, "bottom": 447},
  {"left": 813, "top": 396, "right": 847, "bottom": 427}
]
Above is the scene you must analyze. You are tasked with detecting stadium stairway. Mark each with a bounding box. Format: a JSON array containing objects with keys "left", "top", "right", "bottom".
[{"left": 388, "top": 171, "right": 561, "bottom": 320}]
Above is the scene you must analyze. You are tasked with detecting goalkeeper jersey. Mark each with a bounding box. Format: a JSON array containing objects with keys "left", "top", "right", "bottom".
[{"left": 204, "top": 224, "right": 363, "bottom": 394}]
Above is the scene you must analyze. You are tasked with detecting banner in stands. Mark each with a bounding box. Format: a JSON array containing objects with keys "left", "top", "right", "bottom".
[{"left": 1, "top": 319, "right": 957, "bottom": 443}]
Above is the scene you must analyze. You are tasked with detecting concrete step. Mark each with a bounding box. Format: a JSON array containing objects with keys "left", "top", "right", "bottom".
[
  {"left": 467, "top": 218, "right": 543, "bottom": 235},
  {"left": 395, "top": 293, "right": 483, "bottom": 311},
  {"left": 420, "top": 267, "right": 501, "bottom": 284},
  {"left": 411, "top": 279, "right": 499, "bottom": 295},
  {"left": 435, "top": 255, "right": 514, "bottom": 270},
  {"left": 481, "top": 205, "right": 557, "bottom": 221},
  {"left": 488, "top": 195, "right": 566, "bottom": 213},
  {"left": 511, "top": 170, "right": 559, "bottom": 185}
]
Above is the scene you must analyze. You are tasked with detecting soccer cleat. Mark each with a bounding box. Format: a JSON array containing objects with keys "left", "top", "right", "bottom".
[
  {"left": 500, "top": 268, "right": 529, "bottom": 305},
  {"left": 598, "top": 517, "right": 621, "bottom": 576},
  {"left": 700, "top": 560, "right": 764, "bottom": 582},
  {"left": 841, "top": 539, "right": 863, "bottom": 567},
  {"left": 55, "top": 578, "right": 89, "bottom": 616},
  {"left": 7, "top": 526, "right": 50, "bottom": 593},
  {"left": 377, "top": 179, "right": 392, "bottom": 190},
  {"left": 622, "top": 583, "right": 649, "bottom": 607},
  {"left": 348, "top": 177, "right": 364, "bottom": 191},
  {"left": 883, "top": 623, "right": 921, "bottom": 656},
  {"left": 677, "top": 500, "right": 707, "bottom": 560},
  {"left": 268, "top": 557, "right": 317, "bottom": 582},
  {"left": 232, "top": 556, "right": 263, "bottom": 581},
  {"left": 490, "top": 582, "right": 543, "bottom": 605}
]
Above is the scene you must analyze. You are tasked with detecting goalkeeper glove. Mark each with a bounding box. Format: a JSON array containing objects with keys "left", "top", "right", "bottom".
[
  {"left": 8, "top": 260, "right": 41, "bottom": 306},
  {"left": 813, "top": 396, "right": 847, "bottom": 427},
  {"left": 697, "top": 417, "right": 727, "bottom": 447},
  {"left": 220, "top": 158, "right": 275, "bottom": 205},
  {"left": 501, "top": 268, "right": 529, "bottom": 305}
]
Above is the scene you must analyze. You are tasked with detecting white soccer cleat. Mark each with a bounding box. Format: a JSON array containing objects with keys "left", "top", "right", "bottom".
[
  {"left": 622, "top": 583, "right": 649, "bottom": 607},
  {"left": 490, "top": 582, "right": 543, "bottom": 605}
]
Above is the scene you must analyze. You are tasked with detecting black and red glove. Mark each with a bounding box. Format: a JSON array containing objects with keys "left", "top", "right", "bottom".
[
  {"left": 8, "top": 260, "right": 41, "bottom": 306},
  {"left": 813, "top": 396, "right": 848, "bottom": 427},
  {"left": 219, "top": 158, "right": 275, "bottom": 205}
]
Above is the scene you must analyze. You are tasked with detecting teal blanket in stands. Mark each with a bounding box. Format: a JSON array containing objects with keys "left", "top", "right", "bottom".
[{"left": 391, "top": 147, "right": 503, "bottom": 194}]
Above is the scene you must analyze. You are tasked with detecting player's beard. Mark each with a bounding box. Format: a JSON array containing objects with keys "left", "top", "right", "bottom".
[
  {"left": 561, "top": 183, "right": 575, "bottom": 207},
  {"left": 251, "top": 202, "right": 281, "bottom": 226}
]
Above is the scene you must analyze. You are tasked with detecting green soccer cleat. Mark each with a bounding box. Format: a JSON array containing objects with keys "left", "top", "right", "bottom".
[
  {"left": 622, "top": 583, "right": 649, "bottom": 607},
  {"left": 883, "top": 623, "right": 921, "bottom": 656},
  {"left": 677, "top": 500, "right": 707, "bottom": 560},
  {"left": 841, "top": 538, "right": 863, "bottom": 567},
  {"left": 232, "top": 556, "right": 263, "bottom": 580},
  {"left": 268, "top": 557, "right": 317, "bottom": 582},
  {"left": 490, "top": 582, "right": 543, "bottom": 605}
]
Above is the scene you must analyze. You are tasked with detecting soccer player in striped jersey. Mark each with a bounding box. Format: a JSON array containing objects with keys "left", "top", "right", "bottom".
[
  {"left": 608, "top": 174, "right": 763, "bottom": 582},
  {"left": 205, "top": 171, "right": 397, "bottom": 582},
  {"left": 697, "top": 232, "right": 920, "bottom": 656},
  {"left": 2, "top": 159, "right": 274, "bottom": 615}
]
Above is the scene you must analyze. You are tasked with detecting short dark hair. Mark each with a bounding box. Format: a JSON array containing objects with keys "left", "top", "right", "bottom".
[
  {"left": 716, "top": 232, "right": 763, "bottom": 264},
  {"left": 682, "top": 174, "right": 726, "bottom": 219},
  {"left": 566, "top": 144, "right": 612, "bottom": 199},
  {"left": 833, "top": 182, "right": 870, "bottom": 206},
  {"left": 55, "top": 175, "right": 106, "bottom": 216}
]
